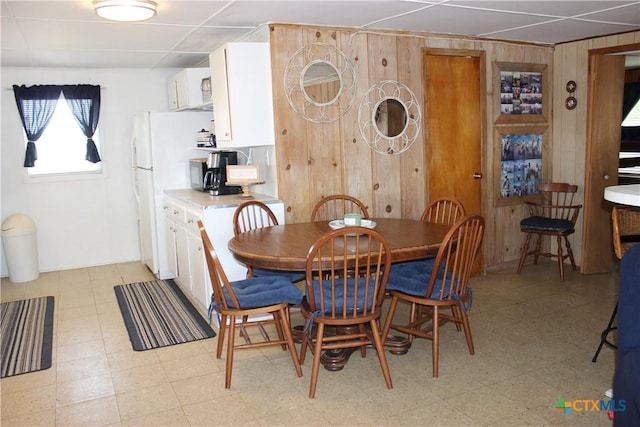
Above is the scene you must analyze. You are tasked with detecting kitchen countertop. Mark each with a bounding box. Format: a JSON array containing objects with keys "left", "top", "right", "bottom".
[{"left": 164, "top": 189, "right": 282, "bottom": 210}]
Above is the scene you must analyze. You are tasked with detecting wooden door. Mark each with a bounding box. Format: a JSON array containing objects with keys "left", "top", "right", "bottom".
[
  {"left": 581, "top": 54, "right": 625, "bottom": 274},
  {"left": 424, "top": 51, "right": 483, "bottom": 270}
]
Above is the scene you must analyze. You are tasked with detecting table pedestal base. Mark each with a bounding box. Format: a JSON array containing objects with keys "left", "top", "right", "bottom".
[{"left": 293, "top": 325, "right": 412, "bottom": 371}]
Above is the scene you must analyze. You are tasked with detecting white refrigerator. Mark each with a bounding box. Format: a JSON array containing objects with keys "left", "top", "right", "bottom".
[{"left": 132, "top": 111, "right": 211, "bottom": 279}]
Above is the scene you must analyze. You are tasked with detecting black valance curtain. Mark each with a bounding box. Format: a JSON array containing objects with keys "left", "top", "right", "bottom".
[
  {"left": 62, "top": 85, "right": 101, "bottom": 163},
  {"left": 13, "top": 84, "right": 101, "bottom": 167},
  {"left": 13, "top": 85, "right": 61, "bottom": 167}
]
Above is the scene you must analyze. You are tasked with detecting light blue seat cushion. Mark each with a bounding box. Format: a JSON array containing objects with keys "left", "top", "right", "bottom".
[
  {"left": 386, "top": 258, "right": 448, "bottom": 298},
  {"left": 224, "top": 276, "right": 303, "bottom": 308},
  {"left": 311, "top": 277, "right": 375, "bottom": 313},
  {"left": 252, "top": 267, "right": 304, "bottom": 283},
  {"left": 520, "top": 216, "right": 573, "bottom": 232}
]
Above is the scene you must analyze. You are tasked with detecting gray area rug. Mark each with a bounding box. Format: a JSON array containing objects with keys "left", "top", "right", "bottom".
[
  {"left": 114, "top": 279, "right": 215, "bottom": 351},
  {"left": 1, "top": 296, "right": 54, "bottom": 378}
]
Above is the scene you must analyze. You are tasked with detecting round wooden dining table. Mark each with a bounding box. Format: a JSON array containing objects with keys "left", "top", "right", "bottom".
[
  {"left": 227, "top": 217, "right": 451, "bottom": 272},
  {"left": 227, "top": 217, "right": 451, "bottom": 371}
]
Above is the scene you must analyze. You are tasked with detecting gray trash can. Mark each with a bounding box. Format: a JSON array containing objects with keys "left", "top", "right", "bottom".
[{"left": 2, "top": 214, "right": 39, "bottom": 283}]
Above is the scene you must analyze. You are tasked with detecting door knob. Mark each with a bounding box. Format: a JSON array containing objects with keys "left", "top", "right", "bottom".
[
  {"left": 604, "top": 174, "right": 610, "bottom": 180},
  {"left": 473, "top": 172, "right": 483, "bottom": 179}
]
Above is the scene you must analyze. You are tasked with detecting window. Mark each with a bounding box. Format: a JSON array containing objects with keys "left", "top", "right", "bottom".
[
  {"left": 622, "top": 100, "right": 640, "bottom": 127},
  {"left": 26, "top": 93, "right": 101, "bottom": 176},
  {"left": 13, "top": 84, "right": 102, "bottom": 176}
]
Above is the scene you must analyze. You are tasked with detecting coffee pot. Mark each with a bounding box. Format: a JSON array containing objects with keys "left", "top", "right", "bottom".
[{"left": 203, "top": 151, "right": 242, "bottom": 196}]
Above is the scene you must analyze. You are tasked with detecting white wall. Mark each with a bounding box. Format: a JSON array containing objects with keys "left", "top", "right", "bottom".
[{"left": 1, "top": 68, "right": 178, "bottom": 275}]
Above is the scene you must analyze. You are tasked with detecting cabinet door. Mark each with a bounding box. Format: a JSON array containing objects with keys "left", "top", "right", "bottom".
[
  {"left": 175, "top": 70, "right": 190, "bottom": 110},
  {"left": 188, "top": 231, "right": 209, "bottom": 312},
  {"left": 164, "top": 217, "right": 178, "bottom": 278},
  {"left": 210, "top": 47, "right": 232, "bottom": 141},
  {"left": 174, "top": 222, "right": 190, "bottom": 289},
  {"left": 209, "top": 43, "right": 275, "bottom": 148},
  {"left": 167, "top": 78, "right": 179, "bottom": 111}
]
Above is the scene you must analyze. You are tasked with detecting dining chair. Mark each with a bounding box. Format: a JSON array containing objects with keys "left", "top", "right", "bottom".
[
  {"left": 516, "top": 182, "right": 582, "bottom": 280},
  {"left": 592, "top": 206, "right": 640, "bottom": 362},
  {"left": 381, "top": 214, "right": 485, "bottom": 377},
  {"left": 395, "top": 197, "right": 466, "bottom": 322},
  {"left": 198, "top": 220, "right": 303, "bottom": 388},
  {"left": 232, "top": 200, "right": 303, "bottom": 282},
  {"left": 420, "top": 197, "right": 466, "bottom": 226},
  {"left": 310, "top": 194, "right": 370, "bottom": 222},
  {"left": 299, "top": 227, "right": 393, "bottom": 398}
]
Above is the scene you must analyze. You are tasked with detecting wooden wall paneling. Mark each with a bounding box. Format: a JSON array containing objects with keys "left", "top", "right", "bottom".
[
  {"left": 304, "top": 28, "right": 346, "bottom": 216},
  {"left": 340, "top": 31, "right": 374, "bottom": 213},
  {"left": 269, "top": 25, "right": 310, "bottom": 223},
  {"left": 367, "top": 33, "right": 403, "bottom": 218},
  {"left": 397, "top": 35, "right": 427, "bottom": 220}
]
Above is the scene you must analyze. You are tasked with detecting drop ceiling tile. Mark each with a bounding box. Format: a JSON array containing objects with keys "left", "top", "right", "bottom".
[
  {"left": 446, "top": 0, "right": 640, "bottom": 16},
  {"left": 173, "top": 27, "right": 251, "bottom": 52},
  {"left": 204, "top": 1, "right": 425, "bottom": 28},
  {"left": 15, "top": 20, "right": 195, "bottom": 51},
  {"left": 488, "top": 19, "right": 639, "bottom": 44},
  {"left": 373, "top": 5, "right": 554, "bottom": 38}
]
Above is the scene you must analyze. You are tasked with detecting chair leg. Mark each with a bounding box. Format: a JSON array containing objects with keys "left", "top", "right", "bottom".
[
  {"left": 369, "top": 319, "right": 393, "bottom": 389},
  {"left": 359, "top": 324, "right": 367, "bottom": 357},
  {"left": 459, "top": 310, "right": 475, "bottom": 355},
  {"left": 309, "top": 323, "right": 325, "bottom": 398},
  {"left": 216, "top": 314, "right": 227, "bottom": 358},
  {"left": 299, "top": 332, "right": 308, "bottom": 365},
  {"left": 381, "top": 296, "right": 400, "bottom": 343},
  {"left": 278, "top": 307, "right": 303, "bottom": 377},
  {"left": 517, "top": 233, "right": 533, "bottom": 273},
  {"left": 592, "top": 302, "right": 618, "bottom": 363},
  {"left": 564, "top": 236, "right": 577, "bottom": 270},
  {"left": 225, "top": 316, "right": 236, "bottom": 389},
  {"left": 557, "top": 235, "right": 565, "bottom": 280},
  {"left": 533, "top": 235, "right": 543, "bottom": 265},
  {"left": 432, "top": 306, "right": 439, "bottom": 378}
]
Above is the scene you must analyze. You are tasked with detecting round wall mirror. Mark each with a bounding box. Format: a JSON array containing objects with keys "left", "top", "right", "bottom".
[
  {"left": 302, "top": 61, "right": 340, "bottom": 105},
  {"left": 285, "top": 43, "right": 356, "bottom": 123},
  {"left": 359, "top": 81, "right": 421, "bottom": 155},
  {"left": 374, "top": 98, "right": 407, "bottom": 138}
]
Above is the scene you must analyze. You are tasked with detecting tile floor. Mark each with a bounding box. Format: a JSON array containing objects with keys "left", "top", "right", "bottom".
[{"left": 0, "top": 260, "right": 619, "bottom": 426}]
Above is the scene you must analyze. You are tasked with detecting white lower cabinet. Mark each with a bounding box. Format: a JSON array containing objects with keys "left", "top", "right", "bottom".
[{"left": 162, "top": 195, "right": 284, "bottom": 316}]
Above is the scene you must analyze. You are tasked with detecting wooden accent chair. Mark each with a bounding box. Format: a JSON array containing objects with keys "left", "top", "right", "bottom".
[
  {"left": 310, "top": 194, "right": 370, "bottom": 222},
  {"left": 232, "top": 200, "right": 302, "bottom": 282},
  {"left": 299, "top": 227, "right": 393, "bottom": 398},
  {"left": 381, "top": 214, "right": 485, "bottom": 377},
  {"left": 592, "top": 206, "right": 640, "bottom": 362},
  {"left": 420, "top": 197, "right": 466, "bottom": 226},
  {"left": 517, "top": 182, "right": 582, "bottom": 280},
  {"left": 198, "top": 220, "right": 303, "bottom": 388}
]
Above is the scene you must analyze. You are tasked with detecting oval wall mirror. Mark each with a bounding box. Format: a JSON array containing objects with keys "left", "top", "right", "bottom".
[
  {"left": 285, "top": 43, "right": 356, "bottom": 123},
  {"left": 359, "top": 81, "right": 421, "bottom": 155},
  {"left": 374, "top": 98, "right": 407, "bottom": 138},
  {"left": 302, "top": 61, "right": 340, "bottom": 105}
]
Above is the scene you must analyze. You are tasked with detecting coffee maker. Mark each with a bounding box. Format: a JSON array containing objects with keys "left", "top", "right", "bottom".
[{"left": 204, "top": 151, "right": 242, "bottom": 195}]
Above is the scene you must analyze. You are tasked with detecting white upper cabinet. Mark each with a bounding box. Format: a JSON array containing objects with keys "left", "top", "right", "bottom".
[
  {"left": 209, "top": 42, "right": 275, "bottom": 148},
  {"left": 168, "top": 68, "right": 212, "bottom": 111}
]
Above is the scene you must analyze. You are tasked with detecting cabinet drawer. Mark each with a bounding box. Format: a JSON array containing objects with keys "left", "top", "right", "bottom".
[
  {"left": 165, "top": 202, "right": 186, "bottom": 223},
  {"left": 185, "top": 209, "right": 202, "bottom": 234}
]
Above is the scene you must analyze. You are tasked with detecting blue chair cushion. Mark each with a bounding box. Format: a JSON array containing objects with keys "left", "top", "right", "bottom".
[
  {"left": 520, "top": 216, "right": 573, "bottom": 232},
  {"left": 386, "top": 258, "right": 448, "bottom": 298},
  {"left": 312, "top": 277, "right": 375, "bottom": 313},
  {"left": 252, "top": 267, "right": 304, "bottom": 283},
  {"left": 224, "top": 276, "right": 303, "bottom": 308}
]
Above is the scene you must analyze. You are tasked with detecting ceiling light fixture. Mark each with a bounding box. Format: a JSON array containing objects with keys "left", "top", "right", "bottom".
[{"left": 93, "top": 0, "right": 157, "bottom": 22}]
